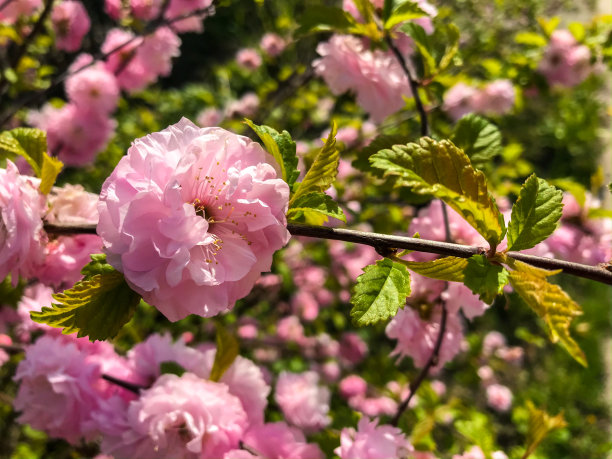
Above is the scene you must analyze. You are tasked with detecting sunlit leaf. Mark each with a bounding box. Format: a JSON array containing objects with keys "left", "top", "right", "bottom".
[
  {"left": 209, "top": 325, "right": 239, "bottom": 382},
  {"left": 524, "top": 401, "right": 567, "bottom": 459},
  {"left": 384, "top": 0, "right": 426, "bottom": 30},
  {"left": 451, "top": 114, "right": 502, "bottom": 167},
  {"left": 401, "top": 256, "right": 468, "bottom": 282},
  {"left": 463, "top": 255, "right": 509, "bottom": 304},
  {"left": 287, "top": 191, "right": 346, "bottom": 224}
]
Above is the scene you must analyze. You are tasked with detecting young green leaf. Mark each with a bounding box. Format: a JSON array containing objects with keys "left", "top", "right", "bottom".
[
  {"left": 287, "top": 191, "right": 346, "bottom": 224},
  {"left": 399, "top": 23, "right": 459, "bottom": 77},
  {"left": 209, "top": 325, "right": 239, "bottom": 382},
  {"left": 160, "top": 361, "right": 187, "bottom": 377},
  {"left": 507, "top": 174, "right": 563, "bottom": 252},
  {"left": 30, "top": 270, "right": 142, "bottom": 341},
  {"left": 295, "top": 5, "right": 356, "bottom": 35},
  {"left": 350, "top": 258, "right": 411, "bottom": 326},
  {"left": 451, "top": 114, "right": 502, "bottom": 167},
  {"left": 523, "top": 401, "right": 567, "bottom": 459},
  {"left": 509, "top": 270, "right": 586, "bottom": 366},
  {"left": 40, "top": 154, "right": 64, "bottom": 194},
  {"left": 352, "top": 133, "right": 412, "bottom": 175},
  {"left": 81, "top": 254, "right": 117, "bottom": 277},
  {"left": 290, "top": 122, "right": 340, "bottom": 205},
  {"left": 384, "top": 1, "right": 426, "bottom": 30},
  {"left": 463, "top": 255, "right": 509, "bottom": 304},
  {"left": 399, "top": 23, "right": 436, "bottom": 76},
  {"left": 401, "top": 256, "right": 468, "bottom": 282},
  {"left": 244, "top": 119, "right": 299, "bottom": 188},
  {"left": 370, "top": 137, "right": 506, "bottom": 249}
]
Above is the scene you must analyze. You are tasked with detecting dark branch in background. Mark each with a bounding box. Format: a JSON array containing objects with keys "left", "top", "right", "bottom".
[
  {"left": 101, "top": 374, "right": 146, "bottom": 394},
  {"left": 0, "top": 0, "right": 14, "bottom": 13}
]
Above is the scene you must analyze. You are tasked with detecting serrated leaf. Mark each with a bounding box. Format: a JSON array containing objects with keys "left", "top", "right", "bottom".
[
  {"left": 550, "top": 178, "right": 586, "bottom": 207},
  {"left": 290, "top": 122, "right": 339, "bottom": 205},
  {"left": 209, "top": 325, "right": 239, "bottom": 382},
  {"left": 370, "top": 137, "right": 505, "bottom": 249},
  {"left": 80, "top": 254, "right": 117, "bottom": 277},
  {"left": 401, "top": 256, "right": 468, "bottom": 282},
  {"left": 350, "top": 258, "right": 411, "bottom": 326},
  {"left": 244, "top": 119, "right": 299, "bottom": 188},
  {"left": 160, "top": 361, "right": 186, "bottom": 377},
  {"left": 352, "top": 133, "right": 413, "bottom": 175},
  {"left": 524, "top": 401, "right": 567, "bottom": 459},
  {"left": 399, "top": 22, "right": 436, "bottom": 76},
  {"left": 384, "top": 1, "right": 427, "bottom": 30},
  {"left": 399, "top": 23, "right": 459, "bottom": 77},
  {"left": 30, "top": 270, "right": 141, "bottom": 341},
  {"left": 506, "top": 258, "right": 561, "bottom": 279},
  {"left": 463, "top": 255, "right": 509, "bottom": 304},
  {"left": 39, "top": 153, "right": 63, "bottom": 194},
  {"left": 295, "top": 5, "right": 356, "bottom": 35},
  {"left": 287, "top": 191, "right": 346, "bottom": 224},
  {"left": 507, "top": 174, "right": 563, "bottom": 251},
  {"left": 451, "top": 114, "right": 502, "bottom": 167},
  {"left": 508, "top": 270, "right": 586, "bottom": 366}
]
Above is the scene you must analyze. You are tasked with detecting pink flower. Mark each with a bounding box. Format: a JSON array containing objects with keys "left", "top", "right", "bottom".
[
  {"left": 104, "top": 0, "right": 121, "bottom": 19},
  {"left": 163, "top": 0, "right": 214, "bottom": 34},
  {"left": 97, "top": 119, "right": 290, "bottom": 321},
  {"left": 539, "top": 30, "right": 591, "bottom": 87},
  {"left": 131, "top": 0, "right": 163, "bottom": 19},
  {"left": 240, "top": 422, "right": 324, "bottom": 459},
  {"left": 101, "top": 28, "right": 150, "bottom": 92},
  {"left": 0, "top": 0, "right": 41, "bottom": 24},
  {"left": 335, "top": 417, "right": 413, "bottom": 459},
  {"left": 236, "top": 48, "right": 262, "bottom": 70},
  {"left": 65, "top": 62, "right": 119, "bottom": 114},
  {"left": 339, "top": 332, "right": 368, "bottom": 364},
  {"left": 442, "top": 282, "right": 488, "bottom": 320},
  {"left": 197, "top": 107, "right": 223, "bottom": 127},
  {"left": 0, "top": 161, "right": 45, "bottom": 283},
  {"left": 260, "top": 33, "right": 286, "bottom": 57},
  {"left": 225, "top": 92, "right": 260, "bottom": 118},
  {"left": 0, "top": 334, "right": 11, "bottom": 368},
  {"left": 275, "top": 371, "right": 331, "bottom": 432},
  {"left": 139, "top": 27, "right": 181, "bottom": 77},
  {"left": 348, "top": 395, "right": 397, "bottom": 417},
  {"left": 14, "top": 284, "right": 55, "bottom": 341},
  {"left": 339, "top": 375, "right": 368, "bottom": 399},
  {"left": 482, "top": 331, "right": 506, "bottom": 356},
  {"left": 45, "top": 184, "right": 99, "bottom": 225},
  {"left": 314, "top": 35, "right": 411, "bottom": 123},
  {"left": 443, "top": 82, "right": 478, "bottom": 121},
  {"left": 102, "top": 373, "right": 248, "bottom": 459},
  {"left": 51, "top": 1, "right": 91, "bottom": 52},
  {"left": 486, "top": 383, "right": 513, "bottom": 412},
  {"left": 471, "top": 80, "right": 515, "bottom": 116},
  {"left": 277, "top": 315, "right": 306, "bottom": 343}
]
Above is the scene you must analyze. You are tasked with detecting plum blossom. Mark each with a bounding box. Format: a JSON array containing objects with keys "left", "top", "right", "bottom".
[
  {"left": 0, "top": 334, "right": 12, "bottom": 368},
  {"left": 486, "top": 383, "right": 513, "bottom": 412},
  {"left": 225, "top": 92, "right": 260, "bottom": 118},
  {"left": 236, "top": 48, "right": 262, "bottom": 70},
  {"left": 0, "top": 161, "right": 45, "bottom": 283},
  {"left": 314, "top": 35, "right": 411, "bottom": 123},
  {"left": 0, "top": 0, "right": 41, "bottom": 24},
  {"left": 197, "top": 107, "right": 224, "bottom": 127},
  {"left": 65, "top": 63, "right": 119, "bottom": 115},
  {"left": 539, "top": 30, "right": 591, "bottom": 87},
  {"left": 97, "top": 119, "right": 290, "bottom": 321},
  {"left": 238, "top": 422, "right": 324, "bottom": 459},
  {"left": 335, "top": 417, "right": 413, "bottom": 459},
  {"left": 443, "top": 82, "right": 478, "bottom": 121},
  {"left": 164, "top": 0, "right": 214, "bottom": 33},
  {"left": 471, "top": 80, "right": 515, "bottom": 116},
  {"left": 260, "top": 33, "right": 286, "bottom": 57},
  {"left": 51, "top": 1, "right": 91, "bottom": 52},
  {"left": 339, "top": 375, "right": 368, "bottom": 399},
  {"left": 275, "top": 371, "right": 331, "bottom": 432}
]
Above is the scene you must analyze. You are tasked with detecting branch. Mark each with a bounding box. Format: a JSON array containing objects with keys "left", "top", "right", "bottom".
[{"left": 101, "top": 374, "right": 146, "bottom": 394}]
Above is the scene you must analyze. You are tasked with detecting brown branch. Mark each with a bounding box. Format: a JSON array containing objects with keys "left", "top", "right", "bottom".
[{"left": 101, "top": 374, "right": 146, "bottom": 394}]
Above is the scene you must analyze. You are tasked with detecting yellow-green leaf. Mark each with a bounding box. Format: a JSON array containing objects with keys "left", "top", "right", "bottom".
[
  {"left": 39, "top": 153, "right": 64, "bottom": 194},
  {"left": 370, "top": 137, "right": 505, "bottom": 249},
  {"left": 384, "top": 1, "right": 427, "bottom": 31},
  {"left": 209, "top": 325, "right": 239, "bottom": 382},
  {"left": 400, "top": 256, "right": 468, "bottom": 282},
  {"left": 508, "top": 270, "right": 586, "bottom": 366},
  {"left": 287, "top": 191, "right": 346, "bottom": 224},
  {"left": 523, "top": 401, "right": 567, "bottom": 459}
]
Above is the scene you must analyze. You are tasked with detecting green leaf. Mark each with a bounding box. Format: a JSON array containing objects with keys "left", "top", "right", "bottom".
[
  {"left": 350, "top": 258, "right": 411, "bottom": 326},
  {"left": 399, "top": 22, "right": 436, "bottom": 76},
  {"left": 290, "top": 122, "right": 340, "bottom": 205},
  {"left": 463, "top": 255, "right": 509, "bottom": 304},
  {"left": 455, "top": 412, "right": 495, "bottom": 454},
  {"left": 508, "top": 270, "right": 586, "bottom": 366},
  {"left": 287, "top": 192, "right": 346, "bottom": 224},
  {"left": 550, "top": 178, "right": 586, "bottom": 207},
  {"left": 0, "top": 275, "right": 25, "bottom": 308},
  {"left": 295, "top": 5, "right": 356, "bottom": 35},
  {"left": 451, "top": 114, "right": 502, "bottom": 167},
  {"left": 30, "top": 270, "right": 142, "bottom": 341},
  {"left": 399, "top": 23, "right": 459, "bottom": 77},
  {"left": 524, "top": 401, "right": 567, "bottom": 459},
  {"left": 80, "top": 254, "right": 117, "bottom": 277},
  {"left": 39, "top": 154, "right": 64, "bottom": 194},
  {"left": 244, "top": 119, "right": 299, "bottom": 188},
  {"left": 209, "top": 325, "right": 239, "bottom": 382},
  {"left": 160, "top": 361, "right": 186, "bottom": 377},
  {"left": 352, "top": 133, "right": 413, "bottom": 175},
  {"left": 514, "top": 31, "right": 547, "bottom": 47},
  {"left": 384, "top": 1, "right": 426, "bottom": 30},
  {"left": 370, "top": 137, "right": 505, "bottom": 249},
  {"left": 507, "top": 174, "right": 563, "bottom": 251},
  {"left": 401, "top": 256, "right": 468, "bottom": 282}
]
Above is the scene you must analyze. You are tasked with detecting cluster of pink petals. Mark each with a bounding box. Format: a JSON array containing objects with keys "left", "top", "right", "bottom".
[
  {"left": 45, "top": 184, "right": 100, "bottom": 225},
  {"left": 539, "top": 30, "right": 591, "bottom": 87},
  {"left": 386, "top": 305, "right": 464, "bottom": 371},
  {"left": 486, "top": 383, "right": 513, "bottom": 412},
  {"left": 0, "top": 0, "right": 41, "bottom": 24},
  {"left": 443, "top": 80, "right": 515, "bottom": 120},
  {"left": 314, "top": 34, "right": 411, "bottom": 123},
  {"left": 51, "top": 1, "right": 90, "bottom": 52},
  {"left": 97, "top": 119, "right": 290, "bottom": 321},
  {"left": 275, "top": 371, "right": 331, "bottom": 432},
  {"left": 14, "top": 283, "right": 54, "bottom": 340},
  {"left": 260, "top": 32, "right": 286, "bottom": 57},
  {"left": 196, "top": 107, "right": 224, "bottom": 127},
  {"left": 236, "top": 48, "right": 263, "bottom": 70},
  {"left": 66, "top": 59, "right": 120, "bottom": 114},
  {"left": 339, "top": 374, "right": 368, "bottom": 399},
  {"left": 335, "top": 417, "right": 413, "bottom": 459},
  {"left": 453, "top": 446, "right": 508, "bottom": 459},
  {"left": 225, "top": 92, "right": 260, "bottom": 118},
  {"left": 0, "top": 161, "right": 45, "bottom": 283}
]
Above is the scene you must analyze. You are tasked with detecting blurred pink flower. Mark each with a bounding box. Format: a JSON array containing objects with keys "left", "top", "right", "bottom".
[
  {"left": 139, "top": 27, "right": 181, "bottom": 77},
  {"left": 486, "top": 383, "right": 513, "bottom": 412},
  {"left": 471, "top": 79, "right": 515, "bottom": 116},
  {"left": 339, "top": 332, "right": 368, "bottom": 364},
  {"left": 240, "top": 422, "right": 324, "bottom": 459},
  {"left": 66, "top": 63, "right": 120, "bottom": 114},
  {"left": 349, "top": 395, "right": 397, "bottom": 417},
  {"left": 277, "top": 315, "right": 306, "bottom": 343},
  {"left": 442, "top": 282, "right": 489, "bottom": 320},
  {"left": 275, "top": 371, "right": 331, "bottom": 432},
  {"left": 539, "top": 30, "right": 591, "bottom": 87},
  {"left": 197, "top": 107, "right": 223, "bottom": 127},
  {"left": 98, "top": 119, "right": 290, "bottom": 321},
  {"left": 260, "top": 32, "right": 286, "bottom": 57},
  {"left": 130, "top": 0, "right": 163, "bottom": 20},
  {"left": 0, "top": 0, "right": 41, "bottom": 24},
  {"left": 443, "top": 82, "right": 478, "bottom": 121},
  {"left": 339, "top": 375, "right": 368, "bottom": 399},
  {"left": 51, "top": 1, "right": 90, "bottom": 52},
  {"left": 236, "top": 48, "right": 262, "bottom": 70},
  {"left": 335, "top": 417, "right": 413, "bottom": 459},
  {"left": 164, "top": 0, "right": 214, "bottom": 33},
  {"left": 225, "top": 92, "right": 260, "bottom": 118}
]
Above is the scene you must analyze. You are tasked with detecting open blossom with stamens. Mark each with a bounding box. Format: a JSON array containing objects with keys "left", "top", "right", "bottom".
[{"left": 97, "top": 118, "right": 290, "bottom": 321}]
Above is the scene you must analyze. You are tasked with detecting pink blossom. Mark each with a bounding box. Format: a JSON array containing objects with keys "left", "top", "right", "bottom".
[
  {"left": 453, "top": 446, "right": 486, "bottom": 459},
  {"left": 339, "top": 332, "right": 368, "bottom": 364},
  {"left": 495, "top": 346, "right": 524, "bottom": 364},
  {"left": 225, "top": 92, "right": 260, "bottom": 118},
  {"left": 442, "top": 282, "right": 489, "bottom": 320},
  {"left": 482, "top": 331, "right": 506, "bottom": 355},
  {"left": 486, "top": 383, "right": 513, "bottom": 412},
  {"left": 539, "top": 30, "right": 591, "bottom": 87},
  {"left": 13, "top": 335, "right": 109, "bottom": 443},
  {"left": 65, "top": 63, "right": 119, "bottom": 114},
  {"left": 131, "top": 0, "right": 163, "bottom": 19},
  {"left": 197, "top": 107, "right": 224, "bottom": 127},
  {"left": 240, "top": 422, "right": 324, "bottom": 459},
  {"left": 101, "top": 28, "right": 151, "bottom": 92},
  {"left": 348, "top": 395, "right": 397, "bottom": 417},
  {"left": 236, "top": 48, "right": 262, "bottom": 70},
  {"left": 335, "top": 417, "right": 413, "bottom": 459},
  {"left": 471, "top": 80, "right": 515, "bottom": 116},
  {"left": 97, "top": 119, "right": 290, "bottom": 321},
  {"left": 51, "top": 1, "right": 90, "bottom": 52},
  {"left": 291, "top": 289, "right": 320, "bottom": 321},
  {"left": 14, "top": 283, "right": 54, "bottom": 341},
  {"left": 139, "top": 27, "right": 181, "bottom": 77},
  {"left": 45, "top": 184, "right": 99, "bottom": 225},
  {"left": 102, "top": 373, "right": 248, "bottom": 459},
  {"left": 0, "top": 334, "right": 11, "bottom": 367},
  {"left": 314, "top": 35, "right": 411, "bottom": 123},
  {"left": 275, "top": 371, "right": 331, "bottom": 432},
  {"left": 477, "top": 365, "right": 495, "bottom": 383},
  {"left": 386, "top": 305, "right": 464, "bottom": 371},
  {"left": 339, "top": 375, "right": 368, "bottom": 399},
  {"left": 443, "top": 82, "right": 478, "bottom": 121},
  {"left": 260, "top": 33, "right": 286, "bottom": 57},
  {"left": 0, "top": 161, "right": 45, "bottom": 283},
  {"left": 277, "top": 315, "right": 305, "bottom": 343},
  {"left": 164, "top": 0, "right": 214, "bottom": 33},
  {"left": 0, "top": 0, "right": 41, "bottom": 24},
  {"left": 319, "top": 360, "right": 341, "bottom": 382},
  {"left": 104, "top": 0, "right": 121, "bottom": 19}
]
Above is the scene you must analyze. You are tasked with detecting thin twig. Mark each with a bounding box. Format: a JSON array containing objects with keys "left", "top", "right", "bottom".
[{"left": 101, "top": 374, "right": 146, "bottom": 394}]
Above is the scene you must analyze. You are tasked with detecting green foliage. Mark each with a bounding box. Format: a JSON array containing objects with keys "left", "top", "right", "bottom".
[
  {"left": 451, "top": 114, "right": 503, "bottom": 168},
  {"left": 244, "top": 119, "right": 299, "bottom": 188},
  {"left": 455, "top": 412, "right": 495, "bottom": 455},
  {"left": 350, "top": 258, "right": 411, "bottom": 326},
  {"left": 370, "top": 137, "right": 506, "bottom": 249},
  {"left": 159, "top": 361, "right": 187, "bottom": 377},
  {"left": 384, "top": 1, "right": 427, "bottom": 30},
  {"left": 508, "top": 268, "right": 586, "bottom": 367},
  {"left": 352, "top": 133, "right": 413, "bottom": 175},
  {"left": 507, "top": 174, "right": 563, "bottom": 251},
  {"left": 209, "top": 325, "right": 239, "bottom": 382},
  {"left": 399, "top": 22, "right": 460, "bottom": 77},
  {"left": 295, "top": 5, "right": 355, "bottom": 35},
  {"left": 0, "top": 128, "right": 62, "bottom": 194},
  {"left": 400, "top": 256, "right": 468, "bottom": 282},
  {"left": 463, "top": 255, "right": 509, "bottom": 304},
  {"left": 0, "top": 276, "right": 25, "bottom": 308},
  {"left": 286, "top": 192, "right": 346, "bottom": 224},
  {"left": 30, "top": 256, "right": 141, "bottom": 341},
  {"left": 523, "top": 401, "right": 567, "bottom": 459}
]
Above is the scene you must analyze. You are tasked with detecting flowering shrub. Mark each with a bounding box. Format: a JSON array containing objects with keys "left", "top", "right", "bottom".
[{"left": 0, "top": 1, "right": 611, "bottom": 458}]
